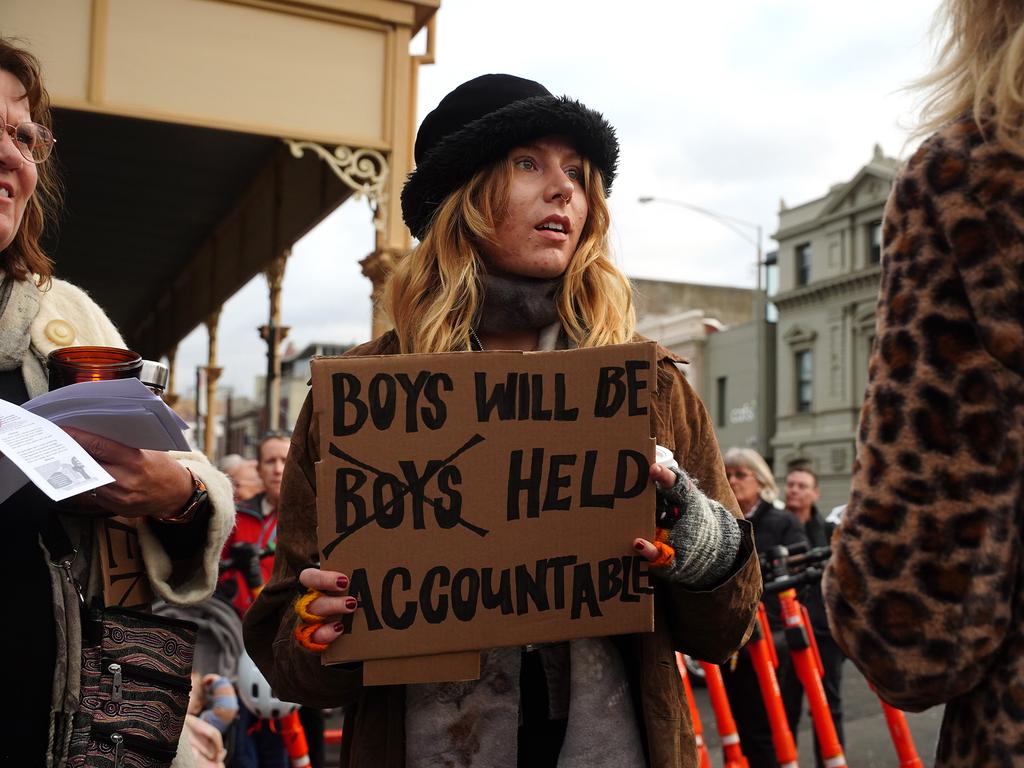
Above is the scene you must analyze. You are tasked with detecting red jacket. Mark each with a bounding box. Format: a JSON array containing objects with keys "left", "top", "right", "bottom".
[{"left": 218, "top": 492, "right": 278, "bottom": 617}]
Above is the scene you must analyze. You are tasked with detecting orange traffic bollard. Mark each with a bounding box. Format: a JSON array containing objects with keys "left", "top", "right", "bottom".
[
  {"left": 276, "top": 709, "right": 311, "bottom": 768},
  {"left": 746, "top": 607, "right": 799, "bottom": 768},
  {"left": 700, "top": 661, "right": 749, "bottom": 768},
  {"left": 778, "top": 588, "right": 846, "bottom": 768},
  {"left": 877, "top": 695, "right": 924, "bottom": 767},
  {"left": 676, "top": 653, "right": 712, "bottom": 768},
  {"left": 324, "top": 728, "right": 343, "bottom": 746}
]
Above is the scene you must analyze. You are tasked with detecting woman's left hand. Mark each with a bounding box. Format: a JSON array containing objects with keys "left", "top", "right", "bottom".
[
  {"left": 63, "top": 427, "right": 193, "bottom": 519},
  {"left": 633, "top": 462, "right": 680, "bottom": 563}
]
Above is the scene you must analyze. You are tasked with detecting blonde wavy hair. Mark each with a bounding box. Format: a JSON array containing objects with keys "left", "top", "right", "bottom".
[
  {"left": 384, "top": 153, "right": 635, "bottom": 354},
  {"left": 914, "top": 0, "right": 1024, "bottom": 152}
]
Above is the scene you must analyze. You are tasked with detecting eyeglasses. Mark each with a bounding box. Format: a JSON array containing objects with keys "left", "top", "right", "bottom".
[{"left": 1, "top": 118, "right": 55, "bottom": 164}]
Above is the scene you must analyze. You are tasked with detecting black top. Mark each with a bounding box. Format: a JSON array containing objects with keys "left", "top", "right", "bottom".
[
  {"left": 800, "top": 506, "right": 834, "bottom": 637},
  {"left": 748, "top": 499, "right": 809, "bottom": 632},
  {"left": 2, "top": 368, "right": 211, "bottom": 767},
  {"left": 2, "top": 368, "right": 56, "bottom": 767}
]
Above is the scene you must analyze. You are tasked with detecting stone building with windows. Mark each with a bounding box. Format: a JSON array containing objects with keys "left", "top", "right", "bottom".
[
  {"left": 769, "top": 145, "right": 900, "bottom": 510},
  {"left": 633, "top": 280, "right": 777, "bottom": 455}
]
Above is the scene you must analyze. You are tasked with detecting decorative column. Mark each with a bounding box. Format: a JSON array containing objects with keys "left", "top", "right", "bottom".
[
  {"left": 359, "top": 246, "right": 400, "bottom": 339},
  {"left": 163, "top": 346, "right": 179, "bottom": 409},
  {"left": 204, "top": 309, "right": 223, "bottom": 459},
  {"left": 260, "top": 249, "right": 290, "bottom": 431}
]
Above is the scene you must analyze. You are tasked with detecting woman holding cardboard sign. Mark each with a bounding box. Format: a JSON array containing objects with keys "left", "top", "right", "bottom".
[{"left": 244, "top": 74, "right": 762, "bottom": 768}]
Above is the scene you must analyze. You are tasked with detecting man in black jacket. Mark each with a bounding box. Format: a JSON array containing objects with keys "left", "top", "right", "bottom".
[{"left": 780, "top": 464, "right": 845, "bottom": 768}]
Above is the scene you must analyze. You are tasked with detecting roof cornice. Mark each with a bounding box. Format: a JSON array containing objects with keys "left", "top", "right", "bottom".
[{"left": 773, "top": 266, "right": 882, "bottom": 310}]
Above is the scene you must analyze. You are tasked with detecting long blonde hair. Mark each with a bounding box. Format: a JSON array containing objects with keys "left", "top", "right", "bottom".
[
  {"left": 384, "top": 153, "right": 635, "bottom": 354},
  {"left": 914, "top": 0, "right": 1024, "bottom": 152}
]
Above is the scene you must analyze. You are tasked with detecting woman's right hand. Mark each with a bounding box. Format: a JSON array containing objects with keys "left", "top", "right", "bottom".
[{"left": 295, "top": 568, "right": 358, "bottom": 649}]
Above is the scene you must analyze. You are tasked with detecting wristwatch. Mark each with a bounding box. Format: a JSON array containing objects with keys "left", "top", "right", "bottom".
[{"left": 160, "top": 467, "right": 209, "bottom": 525}]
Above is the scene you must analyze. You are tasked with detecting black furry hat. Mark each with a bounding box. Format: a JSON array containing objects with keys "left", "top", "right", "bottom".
[{"left": 401, "top": 74, "right": 619, "bottom": 240}]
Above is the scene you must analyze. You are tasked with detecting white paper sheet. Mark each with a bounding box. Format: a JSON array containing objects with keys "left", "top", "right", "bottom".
[
  {"left": 0, "top": 378, "right": 192, "bottom": 503},
  {"left": 0, "top": 399, "right": 113, "bottom": 502},
  {"left": 24, "top": 378, "right": 190, "bottom": 451}
]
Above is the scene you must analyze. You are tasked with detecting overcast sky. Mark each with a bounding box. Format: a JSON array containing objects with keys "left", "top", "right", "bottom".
[{"left": 174, "top": 0, "right": 941, "bottom": 401}]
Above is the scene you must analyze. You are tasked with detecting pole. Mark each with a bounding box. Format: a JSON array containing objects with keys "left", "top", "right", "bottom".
[
  {"left": 876, "top": 694, "right": 924, "bottom": 768},
  {"left": 778, "top": 588, "right": 846, "bottom": 767},
  {"left": 263, "top": 249, "right": 289, "bottom": 431},
  {"left": 746, "top": 606, "right": 799, "bottom": 768},
  {"left": 754, "top": 224, "right": 766, "bottom": 453},
  {"left": 204, "top": 309, "right": 223, "bottom": 461},
  {"left": 194, "top": 365, "right": 203, "bottom": 450},
  {"left": 675, "top": 654, "right": 712, "bottom": 768},
  {"left": 700, "top": 661, "right": 749, "bottom": 768},
  {"left": 637, "top": 196, "right": 766, "bottom": 450}
]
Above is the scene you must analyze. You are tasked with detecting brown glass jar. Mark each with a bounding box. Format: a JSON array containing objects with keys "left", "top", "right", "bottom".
[{"left": 47, "top": 346, "right": 144, "bottom": 390}]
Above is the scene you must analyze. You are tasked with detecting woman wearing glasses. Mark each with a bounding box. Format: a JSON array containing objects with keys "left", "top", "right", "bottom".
[
  {"left": 720, "top": 447, "right": 807, "bottom": 768},
  {"left": 1, "top": 39, "right": 234, "bottom": 768}
]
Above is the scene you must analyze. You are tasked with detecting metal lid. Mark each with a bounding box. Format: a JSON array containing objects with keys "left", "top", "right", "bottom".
[{"left": 139, "top": 360, "right": 169, "bottom": 392}]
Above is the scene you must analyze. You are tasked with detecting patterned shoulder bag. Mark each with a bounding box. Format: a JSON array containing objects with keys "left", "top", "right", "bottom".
[{"left": 42, "top": 510, "right": 197, "bottom": 768}]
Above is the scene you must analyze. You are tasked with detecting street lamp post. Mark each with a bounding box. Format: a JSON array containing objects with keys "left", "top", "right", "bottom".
[{"left": 637, "top": 196, "right": 768, "bottom": 454}]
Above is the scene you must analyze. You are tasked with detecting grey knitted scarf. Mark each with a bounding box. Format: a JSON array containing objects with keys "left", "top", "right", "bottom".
[{"left": 0, "top": 272, "right": 40, "bottom": 371}]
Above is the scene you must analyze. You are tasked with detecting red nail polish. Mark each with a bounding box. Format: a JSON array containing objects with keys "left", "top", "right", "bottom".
[
  {"left": 337, "top": 576, "right": 349, "bottom": 589},
  {"left": 345, "top": 597, "right": 357, "bottom": 610},
  {"left": 333, "top": 622, "right": 344, "bottom": 633},
  {"left": 634, "top": 541, "right": 645, "bottom": 551}
]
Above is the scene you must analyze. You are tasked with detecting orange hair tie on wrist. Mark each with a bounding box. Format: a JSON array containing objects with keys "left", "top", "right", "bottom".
[
  {"left": 295, "top": 589, "right": 325, "bottom": 623},
  {"left": 294, "top": 621, "right": 329, "bottom": 654},
  {"left": 650, "top": 540, "right": 675, "bottom": 569}
]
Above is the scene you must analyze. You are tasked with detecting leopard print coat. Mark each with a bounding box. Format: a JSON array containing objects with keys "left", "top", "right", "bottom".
[{"left": 822, "top": 115, "right": 1024, "bottom": 767}]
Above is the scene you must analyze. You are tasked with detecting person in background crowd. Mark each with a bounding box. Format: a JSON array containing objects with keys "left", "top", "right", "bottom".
[
  {"left": 823, "top": 1, "right": 1024, "bottom": 765},
  {"left": 220, "top": 453, "right": 266, "bottom": 503},
  {"left": 779, "top": 463, "right": 845, "bottom": 768},
  {"left": 220, "top": 453, "right": 244, "bottom": 472},
  {"left": 219, "top": 432, "right": 289, "bottom": 616},
  {"left": 220, "top": 431, "right": 326, "bottom": 768},
  {"left": 0, "top": 37, "right": 234, "bottom": 768},
  {"left": 229, "top": 458, "right": 265, "bottom": 503},
  {"left": 244, "top": 73, "right": 762, "bottom": 768},
  {"left": 720, "top": 447, "right": 808, "bottom": 768}
]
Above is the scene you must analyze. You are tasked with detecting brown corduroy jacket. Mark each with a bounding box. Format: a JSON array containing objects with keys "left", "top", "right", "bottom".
[{"left": 244, "top": 332, "right": 762, "bottom": 768}]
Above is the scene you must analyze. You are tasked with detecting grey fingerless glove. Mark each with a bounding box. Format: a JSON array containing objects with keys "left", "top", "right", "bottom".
[{"left": 654, "top": 467, "right": 742, "bottom": 589}]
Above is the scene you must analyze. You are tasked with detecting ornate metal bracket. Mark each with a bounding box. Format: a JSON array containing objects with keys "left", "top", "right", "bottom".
[{"left": 282, "top": 139, "right": 389, "bottom": 232}]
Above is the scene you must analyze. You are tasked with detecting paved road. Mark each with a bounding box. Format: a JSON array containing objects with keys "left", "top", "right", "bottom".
[
  {"left": 325, "top": 659, "right": 944, "bottom": 767},
  {"left": 690, "top": 659, "right": 944, "bottom": 767}
]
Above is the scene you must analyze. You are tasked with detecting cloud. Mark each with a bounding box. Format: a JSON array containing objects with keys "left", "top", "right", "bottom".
[{"left": 173, "top": 0, "right": 941, "bottom": 400}]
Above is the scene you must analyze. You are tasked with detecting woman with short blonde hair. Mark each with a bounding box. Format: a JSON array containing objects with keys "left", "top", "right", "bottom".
[
  {"left": 719, "top": 446, "right": 806, "bottom": 766},
  {"left": 722, "top": 446, "right": 779, "bottom": 509}
]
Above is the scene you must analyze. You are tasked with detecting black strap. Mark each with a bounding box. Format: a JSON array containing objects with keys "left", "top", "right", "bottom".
[
  {"left": 37, "top": 506, "right": 95, "bottom": 638},
  {"left": 38, "top": 506, "right": 76, "bottom": 566}
]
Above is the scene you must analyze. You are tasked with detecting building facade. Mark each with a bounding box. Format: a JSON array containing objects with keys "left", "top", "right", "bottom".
[
  {"left": 633, "top": 280, "right": 775, "bottom": 453},
  {"left": 769, "top": 145, "right": 899, "bottom": 511}
]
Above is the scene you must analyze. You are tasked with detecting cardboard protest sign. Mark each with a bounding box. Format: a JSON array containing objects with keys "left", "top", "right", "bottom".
[
  {"left": 99, "top": 517, "right": 154, "bottom": 608},
  {"left": 313, "top": 342, "right": 658, "bottom": 673}
]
